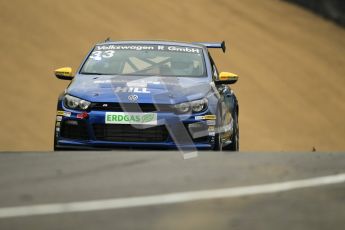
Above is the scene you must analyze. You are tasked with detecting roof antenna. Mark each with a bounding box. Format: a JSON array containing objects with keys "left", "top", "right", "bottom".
[{"left": 104, "top": 37, "right": 111, "bottom": 42}]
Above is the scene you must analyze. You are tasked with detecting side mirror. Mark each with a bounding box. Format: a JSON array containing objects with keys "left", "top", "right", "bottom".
[
  {"left": 215, "top": 72, "right": 239, "bottom": 85},
  {"left": 54, "top": 67, "right": 74, "bottom": 80}
]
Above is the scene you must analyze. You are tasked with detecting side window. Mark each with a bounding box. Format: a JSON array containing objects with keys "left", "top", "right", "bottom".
[{"left": 209, "top": 54, "right": 219, "bottom": 81}]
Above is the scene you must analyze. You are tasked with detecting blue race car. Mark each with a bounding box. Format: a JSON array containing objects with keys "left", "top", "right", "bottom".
[{"left": 54, "top": 40, "right": 239, "bottom": 151}]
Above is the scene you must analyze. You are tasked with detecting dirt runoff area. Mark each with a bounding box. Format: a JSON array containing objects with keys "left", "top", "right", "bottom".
[{"left": 0, "top": 0, "right": 344, "bottom": 151}]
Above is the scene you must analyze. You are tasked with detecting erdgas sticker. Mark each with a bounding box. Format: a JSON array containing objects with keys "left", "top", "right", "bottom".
[{"left": 105, "top": 112, "right": 157, "bottom": 125}]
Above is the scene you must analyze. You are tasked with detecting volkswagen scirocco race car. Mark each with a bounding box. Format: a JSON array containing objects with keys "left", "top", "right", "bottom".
[{"left": 54, "top": 40, "right": 239, "bottom": 151}]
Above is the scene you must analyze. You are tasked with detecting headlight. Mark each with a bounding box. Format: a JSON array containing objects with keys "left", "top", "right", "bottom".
[
  {"left": 175, "top": 102, "right": 190, "bottom": 113},
  {"left": 191, "top": 98, "right": 208, "bottom": 112},
  {"left": 174, "top": 98, "right": 208, "bottom": 114},
  {"left": 64, "top": 95, "right": 91, "bottom": 110},
  {"left": 79, "top": 100, "right": 91, "bottom": 110}
]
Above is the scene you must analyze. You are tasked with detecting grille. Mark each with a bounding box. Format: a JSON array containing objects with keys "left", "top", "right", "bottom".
[
  {"left": 91, "top": 103, "right": 173, "bottom": 112},
  {"left": 60, "top": 120, "right": 88, "bottom": 140},
  {"left": 93, "top": 124, "right": 168, "bottom": 142}
]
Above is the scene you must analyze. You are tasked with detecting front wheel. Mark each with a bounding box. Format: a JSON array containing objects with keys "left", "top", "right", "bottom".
[
  {"left": 223, "top": 112, "right": 239, "bottom": 151},
  {"left": 213, "top": 132, "right": 223, "bottom": 151},
  {"left": 213, "top": 109, "right": 223, "bottom": 151}
]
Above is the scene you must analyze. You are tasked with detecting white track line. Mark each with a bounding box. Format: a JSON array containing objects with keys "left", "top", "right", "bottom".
[{"left": 0, "top": 173, "right": 344, "bottom": 219}]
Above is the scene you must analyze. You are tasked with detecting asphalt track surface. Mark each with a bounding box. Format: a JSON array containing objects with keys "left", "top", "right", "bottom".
[{"left": 0, "top": 151, "right": 344, "bottom": 230}]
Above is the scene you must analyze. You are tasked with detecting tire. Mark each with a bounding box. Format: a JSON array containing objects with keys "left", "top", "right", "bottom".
[
  {"left": 53, "top": 140, "right": 60, "bottom": 151},
  {"left": 213, "top": 132, "right": 222, "bottom": 151},
  {"left": 53, "top": 129, "right": 63, "bottom": 151},
  {"left": 213, "top": 109, "right": 222, "bottom": 151},
  {"left": 223, "top": 111, "right": 239, "bottom": 151},
  {"left": 53, "top": 129, "right": 58, "bottom": 151}
]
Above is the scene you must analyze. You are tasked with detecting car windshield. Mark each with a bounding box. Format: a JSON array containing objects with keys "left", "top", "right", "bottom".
[{"left": 80, "top": 44, "right": 206, "bottom": 77}]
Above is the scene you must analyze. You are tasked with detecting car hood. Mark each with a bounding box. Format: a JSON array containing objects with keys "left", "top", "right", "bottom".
[{"left": 67, "top": 75, "right": 212, "bottom": 104}]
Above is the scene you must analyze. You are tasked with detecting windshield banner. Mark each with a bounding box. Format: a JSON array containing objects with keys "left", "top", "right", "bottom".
[{"left": 95, "top": 44, "right": 201, "bottom": 53}]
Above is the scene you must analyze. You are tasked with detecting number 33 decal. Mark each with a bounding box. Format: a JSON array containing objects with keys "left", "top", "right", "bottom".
[{"left": 89, "top": 50, "right": 115, "bottom": 60}]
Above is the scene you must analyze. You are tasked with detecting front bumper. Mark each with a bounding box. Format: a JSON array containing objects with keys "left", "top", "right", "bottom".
[{"left": 54, "top": 109, "right": 217, "bottom": 150}]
